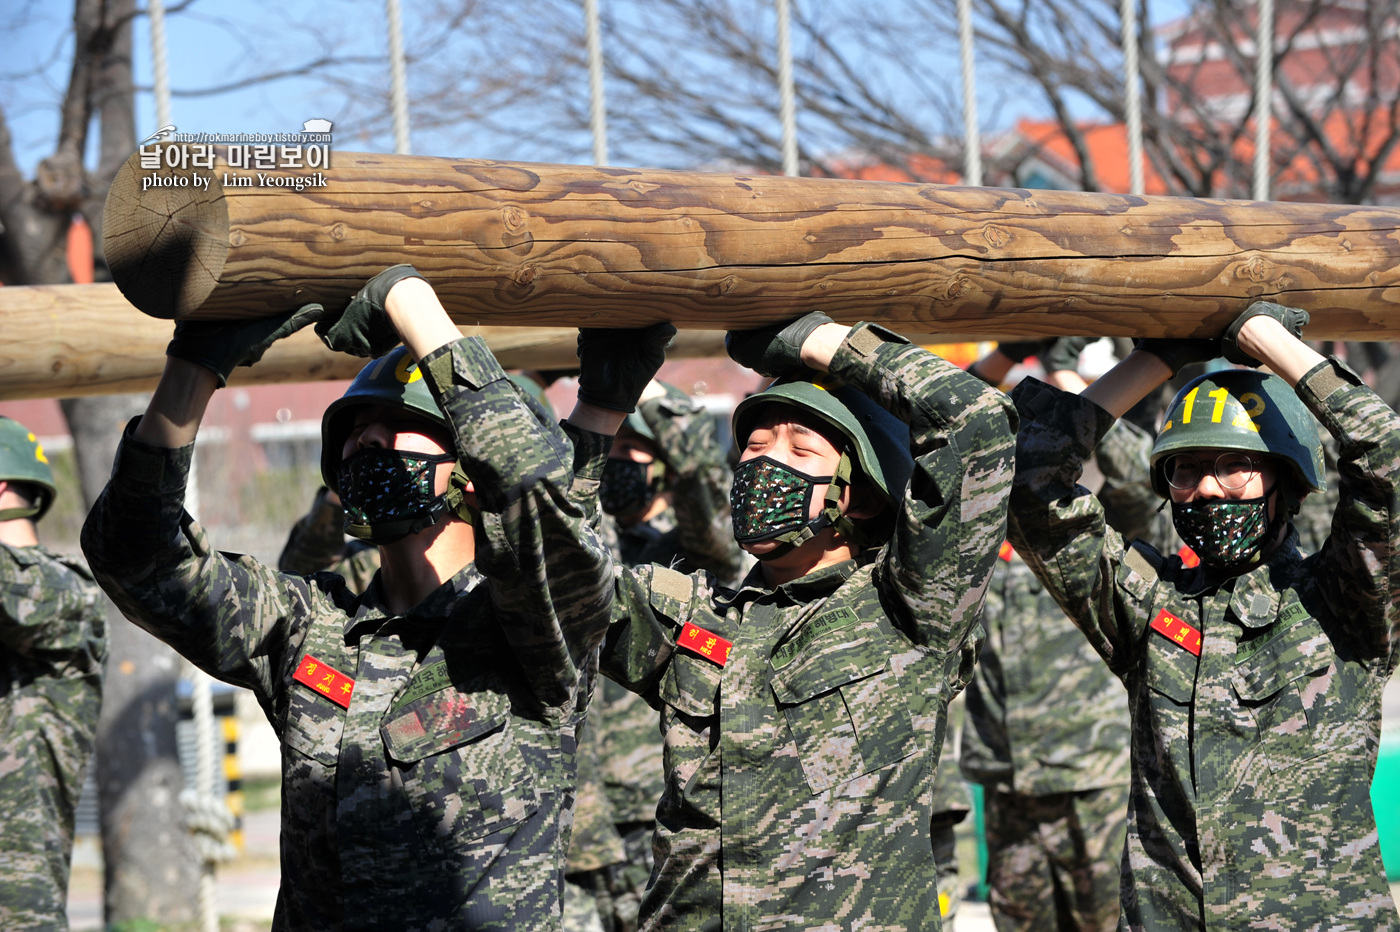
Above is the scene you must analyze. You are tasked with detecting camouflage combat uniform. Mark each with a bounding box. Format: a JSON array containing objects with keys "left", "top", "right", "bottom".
[
  {"left": 573, "top": 390, "right": 747, "bottom": 932},
  {"left": 81, "top": 337, "right": 615, "bottom": 931},
  {"left": 1006, "top": 358, "right": 1400, "bottom": 931},
  {"left": 929, "top": 709, "right": 972, "bottom": 923},
  {"left": 0, "top": 543, "right": 106, "bottom": 932},
  {"left": 962, "top": 419, "right": 1172, "bottom": 932},
  {"left": 600, "top": 323, "right": 1017, "bottom": 930}
]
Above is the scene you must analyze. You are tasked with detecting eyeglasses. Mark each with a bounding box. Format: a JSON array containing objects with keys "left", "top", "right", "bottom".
[{"left": 1164, "top": 452, "right": 1260, "bottom": 491}]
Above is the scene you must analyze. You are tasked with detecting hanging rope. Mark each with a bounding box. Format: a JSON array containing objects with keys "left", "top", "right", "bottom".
[
  {"left": 1121, "top": 0, "right": 1145, "bottom": 195},
  {"left": 386, "top": 0, "right": 412, "bottom": 155},
  {"left": 1253, "top": 0, "right": 1274, "bottom": 200},
  {"left": 957, "top": 0, "right": 982, "bottom": 186},
  {"left": 149, "top": 0, "right": 172, "bottom": 132},
  {"left": 776, "top": 0, "right": 800, "bottom": 177},
  {"left": 584, "top": 0, "right": 609, "bottom": 166},
  {"left": 147, "top": 9, "right": 225, "bottom": 930}
]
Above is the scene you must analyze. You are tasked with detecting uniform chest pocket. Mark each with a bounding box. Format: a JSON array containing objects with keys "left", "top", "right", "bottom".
[
  {"left": 1232, "top": 613, "right": 1342, "bottom": 773},
  {"left": 381, "top": 687, "right": 539, "bottom": 852},
  {"left": 283, "top": 683, "right": 347, "bottom": 766},
  {"left": 659, "top": 651, "right": 722, "bottom": 720},
  {"left": 1142, "top": 634, "right": 1198, "bottom": 705},
  {"left": 771, "top": 645, "right": 916, "bottom": 794}
]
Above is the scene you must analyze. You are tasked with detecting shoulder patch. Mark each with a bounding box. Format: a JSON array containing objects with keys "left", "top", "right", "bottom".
[
  {"left": 1125, "top": 539, "right": 1162, "bottom": 580},
  {"left": 650, "top": 565, "right": 695, "bottom": 605}
]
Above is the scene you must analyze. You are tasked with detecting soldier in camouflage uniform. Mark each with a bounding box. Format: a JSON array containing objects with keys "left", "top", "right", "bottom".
[
  {"left": 0, "top": 417, "right": 106, "bottom": 932},
  {"left": 81, "top": 266, "right": 670, "bottom": 930},
  {"left": 1006, "top": 302, "right": 1400, "bottom": 930},
  {"left": 597, "top": 311, "right": 1017, "bottom": 930},
  {"left": 570, "top": 382, "right": 749, "bottom": 931},
  {"left": 961, "top": 338, "right": 1156, "bottom": 932}
]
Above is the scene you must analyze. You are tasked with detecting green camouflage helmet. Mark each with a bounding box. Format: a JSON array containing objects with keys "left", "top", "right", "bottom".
[
  {"left": 732, "top": 377, "right": 913, "bottom": 509},
  {"left": 0, "top": 416, "right": 57, "bottom": 521},
  {"left": 1150, "top": 369, "right": 1325, "bottom": 498},
  {"left": 320, "top": 346, "right": 452, "bottom": 493}
]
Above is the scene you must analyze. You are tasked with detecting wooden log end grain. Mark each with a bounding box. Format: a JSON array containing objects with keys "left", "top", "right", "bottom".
[{"left": 104, "top": 151, "right": 231, "bottom": 319}]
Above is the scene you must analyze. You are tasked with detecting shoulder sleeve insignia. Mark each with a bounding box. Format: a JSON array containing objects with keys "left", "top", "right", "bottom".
[
  {"left": 1149, "top": 609, "right": 1202, "bottom": 656},
  {"left": 677, "top": 620, "right": 733, "bottom": 667},
  {"left": 293, "top": 653, "right": 356, "bottom": 709}
]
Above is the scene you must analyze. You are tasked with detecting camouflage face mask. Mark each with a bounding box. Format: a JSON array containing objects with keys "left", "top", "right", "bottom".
[
  {"left": 338, "top": 447, "right": 459, "bottom": 544},
  {"left": 600, "top": 458, "right": 654, "bottom": 517},
  {"left": 730, "top": 455, "right": 834, "bottom": 545},
  {"left": 1170, "top": 491, "right": 1272, "bottom": 567}
]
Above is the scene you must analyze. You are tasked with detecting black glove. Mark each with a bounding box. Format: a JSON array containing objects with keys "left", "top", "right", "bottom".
[
  {"left": 575, "top": 323, "right": 677, "bottom": 413},
  {"left": 994, "top": 339, "right": 1054, "bottom": 364},
  {"left": 1221, "top": 301, "right": 1310, "bottom": 367},
  {"left": 724, "top": 311, "right": 835, "bottom": 378},
  {"left": 1133, "top": 338, "right": 1220, "bottom": 376},
  {"left": 166, "top": 304, "right": 325, "bottom": 387},
  {"left": 315, "top": 264, "right": 426, "bottom": 358},
  {"left": 1040, "top": 337, "right": 1092, "bottom": 374}
]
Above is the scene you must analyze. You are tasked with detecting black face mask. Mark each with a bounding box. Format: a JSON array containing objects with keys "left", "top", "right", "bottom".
[
  {"left": 338, "top": 448, "right": 459, "bottom": 544},
  {"left": 730, "top": 455, "right": 832, "bottom": 544},
  {"left": 600, "top": 458, "right": 655, "bottom": 517},
  {"left": 1170, "top": 486, "right": 1275, "bottom": 569}
]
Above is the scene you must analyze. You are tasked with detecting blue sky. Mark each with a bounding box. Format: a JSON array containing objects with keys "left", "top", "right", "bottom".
[{"left": 2, "top": 0, "right": 1189, "bottom": 181}]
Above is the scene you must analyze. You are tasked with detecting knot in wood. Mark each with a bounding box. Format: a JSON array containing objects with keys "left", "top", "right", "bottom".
[
  {"left": 229, "top": 230, "right": 247, "bottom": 248},
  {"left": 980, "top": 224, "right": 1010, "bottom": 249},
  {"left": 330, "top": 223, "right": 347, "bottom": 241},
  {"left": 1239, "top": 256, "right": 1273, "bottom": 283},
  {"left": 707, "top": 276, "right": 738, "bottom": 297},
  {"left": 513, "top": 265, "right": 537, "bottom": 286},
  {"left": 501, "top": 206, "right": 528, "bottom": 234},
  {"left": 942, "top": 276, "right": 972, "bottom": 300}
]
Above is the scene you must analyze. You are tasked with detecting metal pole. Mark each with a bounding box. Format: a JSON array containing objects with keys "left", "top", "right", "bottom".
[
  {"left": 776, "top": 0, "right": 800, "bottom": 177},
  {"left": 1121, "top": 0, "right": 1145, "bottom": 195},
  {"left": 584, "top": 0, "right": 609, "bottom": 166},
  {"left": 386, "top": 0, "right": 412, "bottom": 155},
  {"left": 957, "top": 0, "right": 982, "bottom": 186},
  {"left": 1253, "top": 0, "right": 1274, "bottom": 200}
]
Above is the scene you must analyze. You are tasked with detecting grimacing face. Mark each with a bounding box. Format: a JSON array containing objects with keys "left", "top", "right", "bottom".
[{"left": 736, "top": 407, "right": 849, "bottom": 557}]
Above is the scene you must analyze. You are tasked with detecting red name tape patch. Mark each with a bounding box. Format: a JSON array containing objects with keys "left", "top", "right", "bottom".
[
  {"left": 678, "top": 621, "right": 733, "bottom": 667},
  {"left": 1150, "top": 609, "right": 1202, "bottom": 657},
  {"left": 293, "top": 654, "right": 356, "bottom": 708}
]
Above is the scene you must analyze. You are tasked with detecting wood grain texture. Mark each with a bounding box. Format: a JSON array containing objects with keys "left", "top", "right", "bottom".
[
  {"left": 0, "top": 283, "right": 730, "bottom": 400},
  {"left": 102, "top": 149, "right": 1400, "bottom": 339}
]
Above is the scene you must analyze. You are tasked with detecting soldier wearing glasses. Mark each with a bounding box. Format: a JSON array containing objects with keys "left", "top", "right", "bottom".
[{"left": 1004, "top": 302, "right": 1400, "bottom": 930}]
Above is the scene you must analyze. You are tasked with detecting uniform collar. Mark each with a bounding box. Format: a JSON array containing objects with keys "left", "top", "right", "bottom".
[
  {"left": 344, "top": 562, "right": 486, "bottom": 644},
  {"left": 1226, "top": 526, "right": 1304, "bottom": 629},
  {"left": 717, "top": 557, "right": 857, "bottom": 612}
]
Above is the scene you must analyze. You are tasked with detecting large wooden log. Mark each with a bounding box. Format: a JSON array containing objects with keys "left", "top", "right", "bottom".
[
  {"left": 103, "top": 148, "right": 1400, "bottom": 339},
  {"left": 0, "top": 283, "right": 729, "bottom": 400}
]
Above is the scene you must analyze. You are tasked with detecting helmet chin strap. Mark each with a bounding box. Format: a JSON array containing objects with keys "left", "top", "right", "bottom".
[{"left": 752, "top": 453, "right": 859, "bottom": 562}]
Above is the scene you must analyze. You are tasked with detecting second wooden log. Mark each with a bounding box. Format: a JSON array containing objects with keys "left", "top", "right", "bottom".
[{"left": 0, "top": 284, "right": 730, "bottom": 400}]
